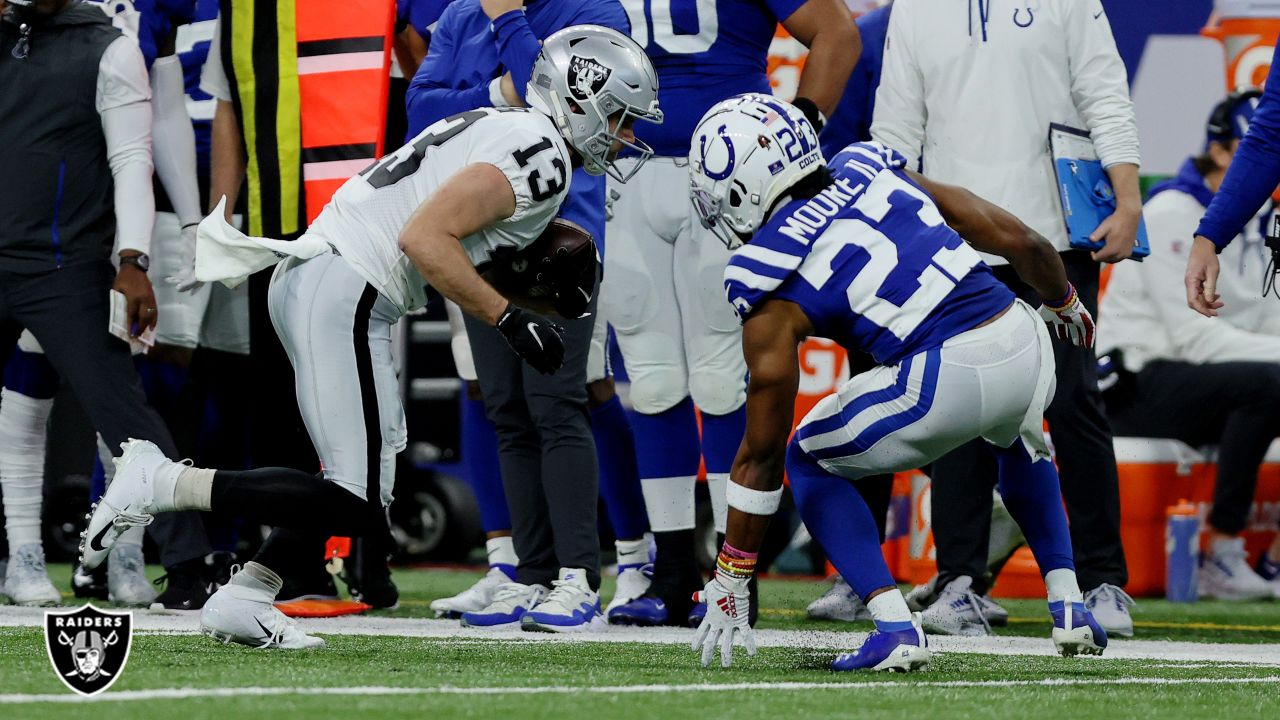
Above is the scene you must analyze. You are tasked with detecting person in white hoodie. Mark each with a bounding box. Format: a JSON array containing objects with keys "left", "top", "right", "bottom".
[
  {"left": 870, "top": 0, "right": 1142, "bottom": 636},
  {"left": 1099, "top": 90, "right": 1280, "bottom": 601}
]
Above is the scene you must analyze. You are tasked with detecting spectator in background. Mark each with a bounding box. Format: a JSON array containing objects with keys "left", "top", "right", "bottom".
[
  {"left": 872, "top": 0, "right": 1141, "bottom": 637},
  {"left": 1100, "top": 90, "right": 1280, "bottom": 600}
]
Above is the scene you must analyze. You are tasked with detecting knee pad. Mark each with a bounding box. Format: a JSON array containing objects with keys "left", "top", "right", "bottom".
[
  {"left": 688, "top": 369, "right": 746, "bottom": 416},
  {"left": 627, "top": 366, "right": 689, "bottom": 415}
]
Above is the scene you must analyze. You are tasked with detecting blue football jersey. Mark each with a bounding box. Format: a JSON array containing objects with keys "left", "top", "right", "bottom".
[
  {"left": 174, "top": 0, "right": 219, "bottom": 178},
  {"left": 620, "top": 0, "right": 806, "bottom": 157},
  {"left": 724, "top": 142, "right": 1016, "bottom": 366}
]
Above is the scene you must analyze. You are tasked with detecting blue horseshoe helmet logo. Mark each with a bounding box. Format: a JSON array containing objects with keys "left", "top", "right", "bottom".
[
  {"left": 699, "top": 124, "right": 736, "bottom": 182},
  {"left": 1013, "top": 6, "right": 1034, "bottom": 27}
]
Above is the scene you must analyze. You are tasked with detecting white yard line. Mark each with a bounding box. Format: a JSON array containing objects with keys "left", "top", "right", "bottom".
[
  {"left": 3, "top": 676, "right": 1280, "bottom": 704},
  {"left": 3, "top": 605, "right": 1280, "bottom": 666}
]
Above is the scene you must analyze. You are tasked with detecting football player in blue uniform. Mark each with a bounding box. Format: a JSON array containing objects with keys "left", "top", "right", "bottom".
[
  {"left": 686, "top": 95, "right": 1107, "bottom": 670},
  {"left": 604, "top": 0, "right": 859, "bottom": 629}
]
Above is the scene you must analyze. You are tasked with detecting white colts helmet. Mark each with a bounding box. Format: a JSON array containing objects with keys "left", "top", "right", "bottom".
[
  {"left": 689, "top": 93, "right": 824, "bottom": 249},
  {"left": 527, "top": 25, "right": 663, "bottom": 183}
]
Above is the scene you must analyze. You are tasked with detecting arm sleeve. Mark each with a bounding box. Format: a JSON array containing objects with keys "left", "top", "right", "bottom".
[
  {"left": 199, "top": 15, "right": 233, "bottom": 102},
  {"left": 1196, "top": 45, "right": 1280, "bottom": 249},
  {"left": 491, "top": 10, "right": 542, "bottom": 105},
  {"left": 405, "top": 9, "right": 496, "bottom": 135},
  {"left": 97, "top": 37, "right": 155, "bottom": 257},
  {"left": 765, "top": 0, "right": 808, "bottom": 24},
  {"left": 1064, "top": 0, "right": 1140, "bottom": 169},
  {"left": 150, "top": 54, "right": 203, "bottom": 228},
  {"left": 869, "top": 0, "right": 926, "bottom": 168}
]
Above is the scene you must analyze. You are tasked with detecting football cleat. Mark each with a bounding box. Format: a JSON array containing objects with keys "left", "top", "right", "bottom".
[
  {"left": 919, "top": 576, "right": 991, "bottom": 637},
  {"left": 1051, "top": 600, "right": 1107, "bottom": 657},
  {"left": 107, "top": 543, "right": 157, "bottom": 607},
  {"left": 607, "top": 594, "right": 669, "bottom": 626},
  {"left": 201, "top": 582, "right": 325, "bottom": 650},
  {"left": 687, "top": 600, "right": 708, "bottom": 628},
  {"left": 80, "top": 439, "right": 169, "bottom": 569},
  {"left": 522, "top": 568, "right": 606, "bottom": 633},
  {"left": 1084, "top": 583, "right": 1135, "bottom": 638},
  {"left": 4, "top": 543, "right": 62, "bottom": 606},
  {"left": 807, "top": 575, "right": 871, "bottom": 622},
  {"left": 461, "top": 582, "right": 547, "bottom": 629},
  {"left": 1199, "top": 537, "right": 1275, "bottom": 601},
  {"left": 150, "top": 557, "right": 217, "bottom": 611},
  {"left": 831, "top": 614, "right": 931, "bottom": 672},
  {"left": 605, "top": 564, "right": 652, "bottom": 618},
  {"left": 431, "top": 567, "right": 513, "bottom": 618}
]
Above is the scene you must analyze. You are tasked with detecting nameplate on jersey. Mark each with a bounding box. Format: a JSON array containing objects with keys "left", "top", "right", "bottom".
[{"left": 778, "top": 177, "right": 864, "bottom": 246}]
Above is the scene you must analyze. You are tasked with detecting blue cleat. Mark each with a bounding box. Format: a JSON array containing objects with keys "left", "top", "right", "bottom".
[
  {"left": 460, "top": 582, "right": 546, "bottom": 629},
  {"left": 607, "top": 594, "right": 669, "bottom": 626},
  {"left": 831, "top": 614, "right": 931, "bottom": 672},
  {"left": 521, "top": 569, "right": 606, "bottom": 633},
  {"left": 687, "top": 601, "right": 707, "bottom": 628},
  {"left": 1051, "top": 600, "right": 1107, "bottom": 657}
]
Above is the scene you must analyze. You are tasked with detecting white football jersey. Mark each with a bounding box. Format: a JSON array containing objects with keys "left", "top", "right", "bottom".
[{"left": 309, "top": 108, "right": 573, "bottom": 314}]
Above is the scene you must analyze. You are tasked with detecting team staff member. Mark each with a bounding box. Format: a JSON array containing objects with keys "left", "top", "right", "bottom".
[
  {"left": 871, "top": 0, "right": 1140, "bottom": 637},
  {"left": 0, "top": 0, "right": 205, "bottom": 600},
  {"left": 1101, "top": 90, "right": 1280, "bottom": 600},
  {"left": 1188, "top": 42, "right": 1280, "bottom": 316},
  {"left": 406, "top": 1, "right": 655, "bottom": 631}
]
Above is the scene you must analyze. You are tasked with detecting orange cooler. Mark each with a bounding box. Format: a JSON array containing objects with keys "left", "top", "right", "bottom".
[{"left": 1203, "top": 0, "right": 1280, "bottom": 89}]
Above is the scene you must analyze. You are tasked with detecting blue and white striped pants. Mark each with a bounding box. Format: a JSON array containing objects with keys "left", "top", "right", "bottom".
[{"left": 794, "top": 300, "right": 1056, "bottom": 479}]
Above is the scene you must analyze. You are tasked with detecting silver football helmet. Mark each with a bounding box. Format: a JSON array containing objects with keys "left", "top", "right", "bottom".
[{"left": 527, "top": 25, "right": 663, "bottom": 183}]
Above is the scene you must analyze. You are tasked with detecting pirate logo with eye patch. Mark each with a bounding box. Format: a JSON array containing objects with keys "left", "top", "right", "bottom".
[{"left": 45, "top": 604, "right": 133, "bottom": 696}]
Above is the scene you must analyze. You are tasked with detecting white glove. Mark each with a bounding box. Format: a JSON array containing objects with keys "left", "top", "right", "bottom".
[
  {"left": 1037, "top": 285, "right": 1094, "bottom": 348},
  {"left": 165, "top": 223, "right": 204, "bottom": 293},
  {"left": 691, "top": 575, "right": 757, "bottom": 668}
]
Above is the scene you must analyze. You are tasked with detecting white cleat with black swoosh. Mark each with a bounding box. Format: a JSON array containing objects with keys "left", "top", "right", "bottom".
[
  {"left": 201, "top": 579, "right": 325, "bottom": 650},
  {"left": 78, "top": 439, "right": 167, "bottom": 570}
]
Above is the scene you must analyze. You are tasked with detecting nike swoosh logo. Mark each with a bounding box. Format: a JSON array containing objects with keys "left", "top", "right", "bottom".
[
  {"left": 255, "top": 618, "right": 276, "bottom": 641},
  {"left": 527, "top": 323, "right": 544, "bottom": 351},
  {"left": 88, "top": 522, "right": 113, "bottom": 552},
  {"left": 1093, "top": 9, "right": 1104, "bottom": 18}
]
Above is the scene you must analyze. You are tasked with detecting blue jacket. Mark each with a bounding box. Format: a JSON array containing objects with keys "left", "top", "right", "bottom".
[
  {"left": 405, "top": 0, "right": 628, "bottom": 247},
  {"left": 1196, "top": 40, "right": 1280, "bottom": 249},
  {"left": 819, "top": 3, "right": 891, "bottom": 158}
]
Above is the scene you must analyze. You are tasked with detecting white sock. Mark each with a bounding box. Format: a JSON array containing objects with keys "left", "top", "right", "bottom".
[
  {"left": 706, "top": 472, "right": 728, "bottom": 535},
  {"left": 867, "top": 590, "right": 913, "bottom": 625},
  {"left": 234, "top": 560, "right": 283, "bottom": 599},
  {"left": 615, "top": 538, "right": 649, "bottom": 568},
  {"left": 170, "top": 466, "right": 216, "bottom": 512},
  {"left": 639, "top": 475, "right": 696, "bottom": 532},
  {"left": 1045, "top": 568, "right": 1083, "bottom": 604},
  {"left": 486, "top": 536, "right": 518, "bottom": 570},
  {"left": 0, "top": 389, "right": 53, "bottom": 549}
]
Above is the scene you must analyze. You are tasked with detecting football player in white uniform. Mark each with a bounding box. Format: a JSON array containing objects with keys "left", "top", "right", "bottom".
[{"left": 79, "top": 25, "right": 662, "bottom": 649}]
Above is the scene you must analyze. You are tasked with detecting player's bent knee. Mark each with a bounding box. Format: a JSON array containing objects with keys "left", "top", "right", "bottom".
[
  {"left": 688, "top": 372, "right": 746, "bottom": 416},
  {"left": 627, "top": 369, "right": 689, "bottom": 415}
]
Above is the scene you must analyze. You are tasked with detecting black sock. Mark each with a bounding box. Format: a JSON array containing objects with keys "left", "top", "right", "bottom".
[{"left": 210, "top": 468, "right": 376, "bottom": 537}]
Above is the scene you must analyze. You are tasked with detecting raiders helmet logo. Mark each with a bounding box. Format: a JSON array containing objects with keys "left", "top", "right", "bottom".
[
  {"left": 567, "top": 55, "right": 611, "bottom": 102},
  {"left": 44, "top": 604, "right": 133, "bottom": 696}
]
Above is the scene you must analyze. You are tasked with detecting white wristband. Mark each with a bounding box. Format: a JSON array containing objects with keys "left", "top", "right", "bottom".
[
  {"left": 726, "top": 479, "right": 783, "bottom": 516},
  {"left": 489, "top": 77, "right": 510, "bottom": 108}
]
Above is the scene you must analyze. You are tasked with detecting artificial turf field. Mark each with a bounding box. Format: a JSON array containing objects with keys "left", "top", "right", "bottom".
[{"left": 1, "top": 565, "right": 1278, "bottom": 719}]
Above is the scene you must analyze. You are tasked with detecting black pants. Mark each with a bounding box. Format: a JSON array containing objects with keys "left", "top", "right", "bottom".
[
  {"left": 0, "top": 260, "right": 210, "bottom": 567},
  {"left": 1107, "top": 360, "right": 1280, "bottom": 534},
  {"left": 464, "top": 296, "right": 601, "bottom": 590},
  {"left": 930, "top": 251, "right": 1126, "bottom": 593}
]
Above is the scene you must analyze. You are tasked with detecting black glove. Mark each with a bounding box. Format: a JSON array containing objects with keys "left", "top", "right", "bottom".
[
  {"left": 536, "top": 246, "right": 596, "bottom": 320},
  {"left": 791, "top": 96, "right": 826, "bottom": 133},
  {"left": 496, "top": 303, "right": 565, "bottom": 374}
]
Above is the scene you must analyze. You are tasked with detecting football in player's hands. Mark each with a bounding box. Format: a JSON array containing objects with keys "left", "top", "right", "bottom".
[{"left": 483, "top": 219, "right": 597, "bottom": 319}]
